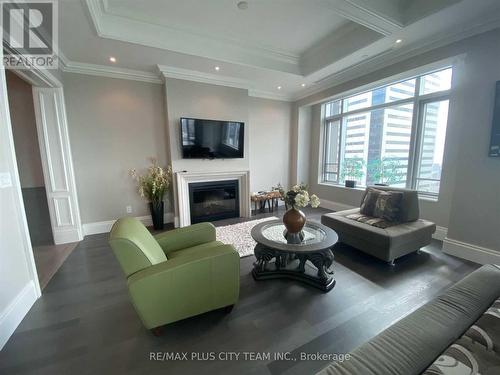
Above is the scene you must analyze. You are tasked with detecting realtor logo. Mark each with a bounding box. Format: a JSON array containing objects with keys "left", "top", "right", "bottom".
[{"left": 1, "top": 0, "right": 58, "bottom": 69}]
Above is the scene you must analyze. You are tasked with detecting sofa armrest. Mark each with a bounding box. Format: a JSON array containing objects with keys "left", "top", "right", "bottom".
[
  {"left": 154, "top": 222, "right": 216, "bottom": 254},
  {"left": 127, "top": 244, "right": 239, "bottom": 329}
]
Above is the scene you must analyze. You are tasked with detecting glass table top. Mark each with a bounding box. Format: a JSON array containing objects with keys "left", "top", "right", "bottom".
[{"left": 260, "top": 222, "right": 327, "bottom": 246}]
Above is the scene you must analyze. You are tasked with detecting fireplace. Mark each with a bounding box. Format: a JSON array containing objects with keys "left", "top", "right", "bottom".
[{"left": 188, "top": 180, "right": 240, "bottom": 223}]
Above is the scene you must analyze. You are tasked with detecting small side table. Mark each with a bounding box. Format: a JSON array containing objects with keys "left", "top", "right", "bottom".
[{"left": 251, "top": 191, "right": 281, "bottom": 213}]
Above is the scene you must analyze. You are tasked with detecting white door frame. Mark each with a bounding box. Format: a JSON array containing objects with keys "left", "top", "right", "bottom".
[
  {"left": 32, "top": 87, "right": 83, "bottom": 244},
  {"left": 8, "top": 66, "right": 83, "bottom": 295}
]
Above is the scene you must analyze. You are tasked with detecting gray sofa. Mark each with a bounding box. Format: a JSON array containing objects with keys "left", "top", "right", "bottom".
[
  {"left": 321, "top": 186, "right": 436, "bottom": 264},
  {"left": 316, "top": 264, "right": 500, "bottom": 375}
]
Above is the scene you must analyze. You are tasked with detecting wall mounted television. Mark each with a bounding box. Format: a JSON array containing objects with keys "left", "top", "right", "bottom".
[
  {"left": 489, "top": 81, "right": 500, "bottom": 157},
  {"left": 180, "top": 117, "right": 244, "bottom": 159}
]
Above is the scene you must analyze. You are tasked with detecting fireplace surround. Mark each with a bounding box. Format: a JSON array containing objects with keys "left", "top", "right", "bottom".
[
  {"left": 189, "top": 180, "right": 239, "bottom": 223},
  {"left": 175, "top": 170, "right": 251, "bottom": 227}
]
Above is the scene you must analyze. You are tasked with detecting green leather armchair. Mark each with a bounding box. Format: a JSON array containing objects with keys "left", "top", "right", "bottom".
[{"left": 109, "top": 217, "right": 240, "bottom": 331}]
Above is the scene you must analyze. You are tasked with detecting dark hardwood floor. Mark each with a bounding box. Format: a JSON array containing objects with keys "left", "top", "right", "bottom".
[{"left": 0, "top": 207, "right": 478, "bottom": 375}]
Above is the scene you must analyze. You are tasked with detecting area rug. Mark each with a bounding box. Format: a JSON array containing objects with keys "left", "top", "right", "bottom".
[{"left": 215, "top": 217, "right": 278, "bottom": 257}]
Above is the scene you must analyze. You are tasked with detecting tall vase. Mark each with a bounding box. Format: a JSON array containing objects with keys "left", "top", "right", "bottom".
[
  {"left": 282, "top": 206, "right": 306, "bottom": 244},
  {"left": 149, "top": 201, "right": 164, "bottom": 230}
]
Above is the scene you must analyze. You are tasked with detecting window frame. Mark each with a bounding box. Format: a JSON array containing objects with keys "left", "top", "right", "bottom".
[{"left": 321, "top": 67, "right": 452, "bottom": 197}]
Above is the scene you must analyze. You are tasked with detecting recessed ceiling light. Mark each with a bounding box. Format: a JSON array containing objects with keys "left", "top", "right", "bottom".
[
  {"left": 395, "top": 39, "right": 402, "bottom": 44},
  {"left": 301, "top": 83, "right": 306, "bottom": 87},
  {"left": 237, "top": 1, "right": 248, "bottom": 10},
  {"left": 109, "top": 56, "right": 116, "bottom": 63},
  {"left": 215, "top": 66, "right": 220, "bottom": 71},
  {"left": 277, "top": 86, "right": 282, "bottom": 90}
]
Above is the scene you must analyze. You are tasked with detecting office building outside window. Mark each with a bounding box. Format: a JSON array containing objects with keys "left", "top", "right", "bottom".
[{"left": 322, "top": 67, "right": 452, "bottom": 196}]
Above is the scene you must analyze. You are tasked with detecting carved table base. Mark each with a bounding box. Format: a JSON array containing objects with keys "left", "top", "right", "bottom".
[{"left": 252, "top": 243, "right": 336, "bottom": 292}]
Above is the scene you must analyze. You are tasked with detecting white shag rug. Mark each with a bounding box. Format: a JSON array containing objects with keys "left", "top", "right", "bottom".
[{"left": 215, "top": 217, "right": 278, "bottom": 257}]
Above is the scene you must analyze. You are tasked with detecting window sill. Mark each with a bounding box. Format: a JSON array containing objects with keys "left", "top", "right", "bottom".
[
  {"left": 318, "top": 182, "right": 366, "bottom": 192},
  {"left": 318, "top": 182, "right": 440, "bottom": 202},
  {"left": 418, "top": 195, "right": 439, "bottom": 203}
]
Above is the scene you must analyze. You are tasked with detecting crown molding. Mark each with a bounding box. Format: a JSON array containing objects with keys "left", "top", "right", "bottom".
[
  {"left": 248, "top": 89, "right": 294, "bottom": 102},
  {"left": 319, "top": 0, "right": 403, "bottom": 36},
  {"left": 85, "top": 0, "right": 300, "bottom": 75},
  {"left": 61, "top": 57, "right": 162, "bottom": 84},
  {"left": 158, "top": 65, "right": 293, "bottom": 101},
  {"left": 292, "top": 15, "right": 500, "bottom": 103},
  {"left": 56, "top": 55, "right": 293, "bottom": 100},
  {"left": 158, "top": 65, "right": 248, "bottom": 90}
]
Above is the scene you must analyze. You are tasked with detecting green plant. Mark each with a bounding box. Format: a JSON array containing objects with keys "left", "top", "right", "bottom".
[
  {"left": 273, "top": 183, "right": 320, "bottom": 209},
  {"left": 340, "top": 157, "right": 365, "bottom": 182},
  {"left": 129, "top": 159, "right": 172, "bottom": 204},
  {"left": 367, "top": 157, "right": 405, "bottom": 185}
]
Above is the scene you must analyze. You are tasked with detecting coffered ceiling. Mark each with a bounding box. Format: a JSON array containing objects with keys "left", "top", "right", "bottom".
[{"left": 58, "top": 0, "right": 500, "bottom": 100}]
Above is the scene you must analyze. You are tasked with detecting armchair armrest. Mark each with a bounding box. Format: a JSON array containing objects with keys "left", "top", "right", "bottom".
[
  {"left": 154, "top": 222, "right": 216, "bottom": 254},
  {"left": 127, "top": 244, "right": 239, "bottom": 329}
]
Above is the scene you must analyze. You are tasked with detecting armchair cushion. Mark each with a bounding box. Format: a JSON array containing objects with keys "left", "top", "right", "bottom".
[
  {"left": 127, "top": 244, "right": 240, "bottom": 329},
  {"left": 154, "top": 222, "right": 216, "bottom": 255},
  {"left": 168, "top": 241, "right": 225, "bottom": 259},
  {"left": 110, "top": 217, "right": 167, "bottom": 277}
]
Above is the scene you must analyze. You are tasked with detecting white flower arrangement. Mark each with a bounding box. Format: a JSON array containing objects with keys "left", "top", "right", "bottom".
[
  {"left": 129, "top": 158, "right": 172, "bottom": 204},
  {"left": 274, "top": 183, "right": 321, "bottom": 209}
]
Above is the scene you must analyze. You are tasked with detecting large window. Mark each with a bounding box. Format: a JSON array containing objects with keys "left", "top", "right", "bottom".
[{"left": 322, "top": 67, "right": 452, "bottom": 196}]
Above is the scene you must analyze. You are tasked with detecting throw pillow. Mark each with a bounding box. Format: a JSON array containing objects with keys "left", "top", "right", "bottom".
[
  {"left": 373, "top": 191, "right": 403, "bottom": 222},
  {"left": 360, "top": 188, "right": 382, "bottom": 216}
]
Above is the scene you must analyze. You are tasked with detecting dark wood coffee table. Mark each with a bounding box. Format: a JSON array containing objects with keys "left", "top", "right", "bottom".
[{"left": 251, "top": 220, "right": 338, "bottom": 292}]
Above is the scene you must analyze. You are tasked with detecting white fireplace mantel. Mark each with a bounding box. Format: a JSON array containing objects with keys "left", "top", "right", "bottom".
[{"left": 175, "top": 170, "right": 251, "bottom": 227}]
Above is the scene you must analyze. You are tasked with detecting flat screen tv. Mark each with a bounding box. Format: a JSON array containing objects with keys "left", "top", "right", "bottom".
[
  {"left": 181, "top": 117, "right": 244, "bottom": 159},
  {"left": 489, "top": 81, "right": 500, "bottom": 157}
]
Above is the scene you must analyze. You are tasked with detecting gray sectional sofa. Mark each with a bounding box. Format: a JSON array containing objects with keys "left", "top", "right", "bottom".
[
  {"left": 321, "top": 186, "right": 436, "bottom": 264},
  {"left": 316, "top": 264, "right": 500, "bottom": 375}
]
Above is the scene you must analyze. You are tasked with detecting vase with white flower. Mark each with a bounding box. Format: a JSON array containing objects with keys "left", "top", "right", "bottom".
[
  {"left": 275, "top": 183, "right": 320, "bottom": 243},
  {"left": 130, "top": 159, "right": 172, "bottom": 230}
]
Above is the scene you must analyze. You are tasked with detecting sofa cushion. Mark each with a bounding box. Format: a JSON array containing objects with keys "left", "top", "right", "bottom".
[
  {"left": 323, "top": 209, "right": 435, "bottom": 250},
  {"left": 315, "top": 265, "right": 500, "bottom": 375},
  {"left": 422, "top": 298, "right": 500, "bottom": 374},
  {"left": 361, "top": 186, "right": 420, "bottom": 222},
  {"left": 465, "top": 298, "right": 500, "bottom": 354},
  {"left": 360, "top": 188, "right": 382, "bottom": 216},
  {"left": 373, "top": 191, "right": 404, "bottom": 222},
  {"left": 345, "top": 212, "right": 398, "bottom": 229}
]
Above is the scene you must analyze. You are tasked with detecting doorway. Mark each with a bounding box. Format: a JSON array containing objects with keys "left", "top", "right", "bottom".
[{"left": 6, "top": 71, "right": 79, "bottom": 290}]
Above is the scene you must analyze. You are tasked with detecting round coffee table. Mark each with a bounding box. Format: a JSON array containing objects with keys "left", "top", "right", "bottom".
[{"left": 251, "top": 220, "right": 338, "bottom": 292}]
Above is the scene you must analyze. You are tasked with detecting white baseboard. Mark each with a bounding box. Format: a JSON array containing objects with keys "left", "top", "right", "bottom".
[
  {"left": 319, "top": 198, "right": 356, "bottom": 212},
  {"left": 0, "top": 281, "right": 37, "bottom": 350},
  {"left": 443, "top": 238, "right": 500, "bottom": 265},
  {"left": 82, "top": 212, "right": 174, "bottom": 236},
  {"left": 53, "top": 228, "right": 83, "bottom": 244},
  {"left": 433, "top": 226, "right": 448, "bottom": 241}
]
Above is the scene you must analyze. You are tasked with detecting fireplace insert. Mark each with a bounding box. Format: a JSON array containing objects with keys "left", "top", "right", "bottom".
[{"left": 188, "top": 180, "right": 239, "bottom": 223}]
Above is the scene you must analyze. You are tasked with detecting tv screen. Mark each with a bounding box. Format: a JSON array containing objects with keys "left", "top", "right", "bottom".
[
  {"left": 181, "top": 118, "right": 244, "bottom": 159},
  {"left": 489, "top": 81, "right": 500, "bottom": 157}
]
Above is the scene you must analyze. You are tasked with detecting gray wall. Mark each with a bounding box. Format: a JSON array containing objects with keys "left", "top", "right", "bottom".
[
  {"left": 294, "top": 28, "right": 500, "bottom": 252},
  {"left": 164, "top": 78, "right": 250, "bottom": 173},
  {"left": 248, "top": 97, "right": 292, "bottom": 192},
  {"left": 6, "top": 71, "right": 44, "bottom": 188},
  {"left": 164, "top": 78, "right": 293, "bottom": 215},
  {"left": 63, "top": 74, "right": 169, "bottom": 224},
  {"left": 445, "top": 32, "right": 500, "bottom": 250},
  {"left": 0, "top": 60, "right": 36, "bottom": 349},
  {"left": 63, "top": 75, "right": 292, "bottom": 225},
  {"left": 296, "top": 106, "right": 312, "bottom": 185}
]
